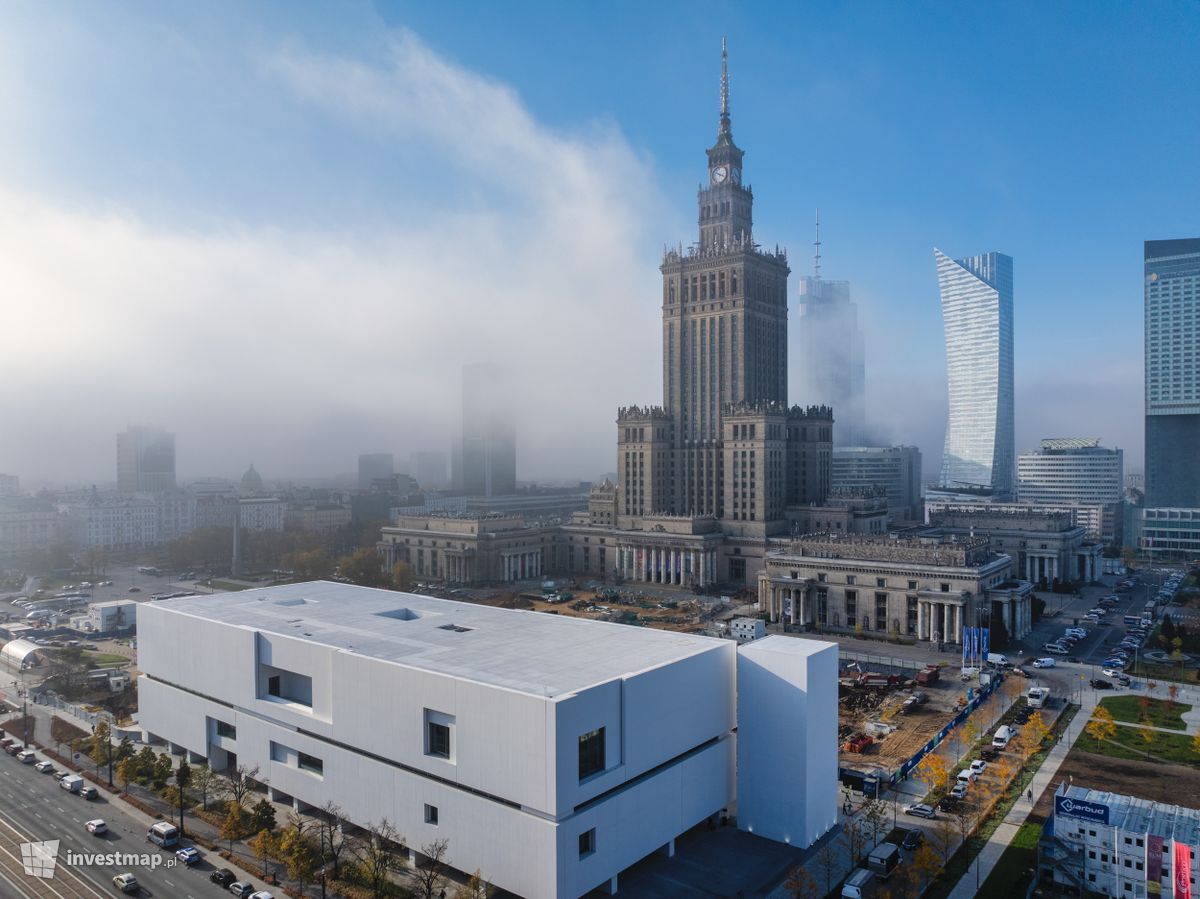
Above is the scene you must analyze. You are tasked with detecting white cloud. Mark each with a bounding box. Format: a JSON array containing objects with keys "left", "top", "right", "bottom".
[{"left": 0, "top": 30, "right": 669, "bottom": 484}]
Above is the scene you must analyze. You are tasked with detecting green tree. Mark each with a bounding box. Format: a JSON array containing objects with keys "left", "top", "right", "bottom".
[
  {"left": 175, "top": 759, "right": 192, "bottom": 836},
  {"left": 89, "top": 722, "right": 113, "bottom": 784},
  {"left": 249, "top": 798, "right": 277, "bottom": 834},
  {"left": 862, "top": 796, "right": 889, "bottom": 844},
  {"left": 151, "top": 754, "right": 173, "bottom": 789},
  {"left": 135, "top": 745, "right": 156, "bottom": 781},
  {"left": 337, "top": 547, "right": 389, "bottom": 588}
]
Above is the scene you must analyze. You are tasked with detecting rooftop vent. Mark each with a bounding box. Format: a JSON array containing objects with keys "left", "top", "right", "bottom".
[
  {"left": 438, "top": 624, "right": 472, "bottom": 633},
  {"left": 377, "top": 608, "right": 420, "bottom": 621},
  {"left": 272, "top": 598, "right": 308, "bottom": 607}
]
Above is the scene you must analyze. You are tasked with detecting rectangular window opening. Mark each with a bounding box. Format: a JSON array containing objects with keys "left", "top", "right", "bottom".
[{"left": 579, "top": 727, "right": 606, "bottom": 780}]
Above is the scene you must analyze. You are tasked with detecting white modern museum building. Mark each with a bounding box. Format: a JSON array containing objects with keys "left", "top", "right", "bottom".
[{"left": 137, "top": 583, "right": 836, "bottom": 898}]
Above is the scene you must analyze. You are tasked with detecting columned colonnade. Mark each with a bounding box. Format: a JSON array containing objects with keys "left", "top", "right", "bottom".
[
  {"left": 499, "top": 550, "right": 541, "bottom": 583},
  {"left": 617, "top": 544, "right": 717, "bottom": 588}
]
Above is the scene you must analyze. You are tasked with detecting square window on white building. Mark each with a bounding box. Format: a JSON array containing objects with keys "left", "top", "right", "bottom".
[
  {"left": 579, "top": 828, "right": 596, "bottom": 859},
  {"left": 424, "top": 709, "right": 455, "bottom": 761},
  {"left": 425, "top": 804, "right": 439, "bottom": 826}
]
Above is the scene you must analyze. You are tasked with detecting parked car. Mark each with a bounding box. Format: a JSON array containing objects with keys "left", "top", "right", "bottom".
[
  {"left": 1043, "top": 644, "right": 1069, "bottom": 655},
  {"left": 1091, "top": 679, "right": 1114, "bottom": 690},
  {"left": 902, "top": 829, "right": 924, "bottom": 851},
  {"left": 904, "top": 803, "right": 937, "bottom": 819},
  {"left": 1102, "top": 667, "right": 1124, "bottom": 678},
  {"left": 210, "top": 869, "right": 238, "bottom": 887},
  {"left": 938, "top": 795, "right": 960, "bottom": 811},
  {"left": 229, "top": 883, "right": 256, "bottom": 899},
  {"left": 175, "top": 847, "right": 201, "bottom": 866},
  {"left": 34, "top": 760, "right": 55, "bottom": 774},
  {"left": 980, "top": 747, "right": 1000, "bottom": 762},
  {"left": 80, "top": 785, "right": 99, "bottom": 799},
  {"left": 16, "top": 750, "right": 36, "bottom": 764},
  {"left": 249, "top": 893, "right": 275, "bottom": 899},
  {"left": 950, "top": 783, "right": 969, "bottom": 800},
  {"left": 1115, "top": 674, "right": 1132, "bottom": 686},
  {"left": 969, "top": 759, "right": 988, "bottom": 775},
  {"left": 86, "top": 819, "right": 107, "bottom": 835}
]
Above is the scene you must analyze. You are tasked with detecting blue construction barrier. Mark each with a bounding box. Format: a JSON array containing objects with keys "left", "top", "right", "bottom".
[{"left": 892, "top": 672, "right": 1004, "bottom": 783}]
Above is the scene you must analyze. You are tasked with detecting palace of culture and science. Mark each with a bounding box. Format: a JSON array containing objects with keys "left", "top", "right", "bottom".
[{"left": 380, "top": 45, "right": 889, "bottom": 590}]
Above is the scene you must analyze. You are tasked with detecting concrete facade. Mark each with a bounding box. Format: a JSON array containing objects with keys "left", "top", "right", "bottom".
[
  {"left": 136, "top": 583, "right": 740, "bottom": 899},
  {"left": 758, "top": 533, "right": 1032, "bottom": 645},
  {"left": 117, "top": 426, "right": 176, "bottom": 494},
  {"left": 927, "top": 507, "right": 1104, "bottom": 584},
  {"left": 1017, "top": 438, "right": 1123, "bottom": 543},
  {"left": 736, "top": 636, "right": 837, "bottom": 847}
]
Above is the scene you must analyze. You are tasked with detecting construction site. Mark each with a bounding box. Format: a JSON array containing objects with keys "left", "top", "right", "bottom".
[{"left": 837, "top": 656, "right": 971, "bottom": 783}]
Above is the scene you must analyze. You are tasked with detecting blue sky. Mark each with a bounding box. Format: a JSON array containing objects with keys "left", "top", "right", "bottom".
[{"left": 1, "top": 1, "right": 1197, "bottom": 483}]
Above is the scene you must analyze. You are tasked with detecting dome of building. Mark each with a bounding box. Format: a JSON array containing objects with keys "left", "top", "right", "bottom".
[{"left": 240, "top": 463, "right": 264, "bottom": 494}]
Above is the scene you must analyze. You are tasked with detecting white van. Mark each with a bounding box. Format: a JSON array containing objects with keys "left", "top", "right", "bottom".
[
  {"left": 992, "top": 725, "right": 1015, "bottom": 748},
  {"left": 986, "top": 653, "right": 1010, "bottom": 667},
  {"left": 146, "top": 821, "right": 179, "bottom": 847},
  {"left": 841, "top": 867, "right": 876, "bottom": 899},
  {"left": 59, "top": 774, "right": 85, "bottom": 793}
]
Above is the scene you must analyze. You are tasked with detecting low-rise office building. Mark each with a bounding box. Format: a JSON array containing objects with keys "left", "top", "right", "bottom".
[
  {"left": 926, "top": 505, "right": 1104, "bottom": 584},
  {"left": 1043, "top": 782, "right": 1200, "bottom": 898},
  {"left": 137, "top": 583, "right": 834, "bottom": 898},
  {"left": 758, "top": 532, "right": 1032, "bottom": 643},
  {"left": 1140, "top": 508, "right": 1200, "bottom": 560},
  {"left": 832, "top": 446, "right": 923, "bottom": 522}
]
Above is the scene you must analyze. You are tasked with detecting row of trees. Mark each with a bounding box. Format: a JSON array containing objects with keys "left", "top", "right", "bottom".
[{"left": 84, "top": 723, "right": 488, "bottom": 898}]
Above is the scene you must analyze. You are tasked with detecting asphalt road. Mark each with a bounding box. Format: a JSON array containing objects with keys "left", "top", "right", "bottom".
[{"left": 0, "top": 749, "right": 271, "bottom": 899}]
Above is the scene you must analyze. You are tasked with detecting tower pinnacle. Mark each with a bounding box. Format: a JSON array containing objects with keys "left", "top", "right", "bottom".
[
  {"left": 814, "top": 208, "right": 822, "bottom": 278},
  {"left": 719, "top": 37, "right": 730, "bottom": 136}
]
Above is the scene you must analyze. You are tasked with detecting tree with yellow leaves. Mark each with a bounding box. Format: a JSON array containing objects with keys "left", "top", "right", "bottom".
[
  {"left": 1025, "top": 709, "right": 1051, "bottom": 748},
  {"left": 915, "top": 752, "right": 949, "bottom": 798},
  {"left": 1086, "top": 705, "right": 1118, "bottom": 745}
]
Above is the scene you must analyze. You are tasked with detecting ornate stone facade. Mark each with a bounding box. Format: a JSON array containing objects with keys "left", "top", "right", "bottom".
[{"left": 758, "top": 532, "right": 1033, "bottom": 645}]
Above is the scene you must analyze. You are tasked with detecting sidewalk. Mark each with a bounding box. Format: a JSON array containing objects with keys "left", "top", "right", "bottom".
[{"left": 945, "top": 692, "right": 1098, "bottom": 899}]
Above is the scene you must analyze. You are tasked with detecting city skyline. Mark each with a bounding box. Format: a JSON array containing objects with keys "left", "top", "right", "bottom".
[{"left": 1, "top": 4, "right": 1198, "bottom": 487}]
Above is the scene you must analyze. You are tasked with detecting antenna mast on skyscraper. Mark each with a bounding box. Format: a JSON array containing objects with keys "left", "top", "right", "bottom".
[{"left": 813, "top": 208, "right": 822, "bottom": 278}]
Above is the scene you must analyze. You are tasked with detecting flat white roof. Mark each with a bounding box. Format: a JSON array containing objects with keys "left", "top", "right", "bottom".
[{"left": 151, "top": 581, "right": 724, "bottom": 698}]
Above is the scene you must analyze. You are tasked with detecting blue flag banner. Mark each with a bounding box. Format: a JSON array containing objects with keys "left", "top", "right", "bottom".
[
  {"left": 962, "top": 629, "right": 969, "bottom": 664},
  {"left": 982, "top": 627, "right": 990, "bottom": 657}
]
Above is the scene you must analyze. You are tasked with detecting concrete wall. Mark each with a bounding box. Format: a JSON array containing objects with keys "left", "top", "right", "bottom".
[
  {"left": 736, "top": 636, "right": 838, "bottom": 847},
  {"left": 137, "top": 602, "right": 738, "bottom": 899}
]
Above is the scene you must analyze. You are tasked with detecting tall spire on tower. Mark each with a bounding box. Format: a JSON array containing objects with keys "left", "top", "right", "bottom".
[
  {"left": 814, "top": 208, "right": 822, "bottom": 278},
  {"left": 719, "top": 36, "right": 731, "bottom": 137}
]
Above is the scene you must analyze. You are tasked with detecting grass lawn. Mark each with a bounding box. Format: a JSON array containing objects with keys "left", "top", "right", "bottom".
[
  {"left": 976, "top": 822, "right": 1041, "bottom": 899},
  {"left": 1132, "top": 659, "right": 1200, "bottom": 685},
  {"left": 208, "top": 580, "right": 250, "bottom": 592},
  {"left": 1075, "top": 727, "right": 1200, "bottom": 766},
  {"left": 83, "top": 651, "right": 130, "bottom": 668},
  {"left": 1099, "top": 695, "right": 1191, "bottom": 730}
]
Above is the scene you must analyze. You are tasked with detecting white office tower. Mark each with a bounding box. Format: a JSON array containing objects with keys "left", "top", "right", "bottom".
[
  {"left": 136, "top": 583, "right": 741, "bottom": 898},
  {"left": 935, "top": 250, "right": 1015, "bottom": 497},
  {"left": 736, "top": 636, "right": 838, "bottom": 847}
]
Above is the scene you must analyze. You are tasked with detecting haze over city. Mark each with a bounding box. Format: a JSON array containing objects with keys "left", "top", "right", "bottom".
[{"left": 2, "top": 1, "right": 1198, "bottom": 487}]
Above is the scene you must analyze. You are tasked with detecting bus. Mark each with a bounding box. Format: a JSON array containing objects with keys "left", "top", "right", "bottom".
[{"left": 136, "top": 566, "right": 162, "bottom": 577}]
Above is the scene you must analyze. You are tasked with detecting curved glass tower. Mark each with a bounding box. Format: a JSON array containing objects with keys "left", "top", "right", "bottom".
[{"left": 935, "top": 249, "right": 1014, "bottom": 496}]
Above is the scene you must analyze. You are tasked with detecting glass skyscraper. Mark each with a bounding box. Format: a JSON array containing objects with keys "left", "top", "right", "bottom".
[
  {"left": 935, "top": 249, "right": 1014, "bottom": 497},
  {"left": 1144, "top": 238, "right": 1200, "bottom": 509}
]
